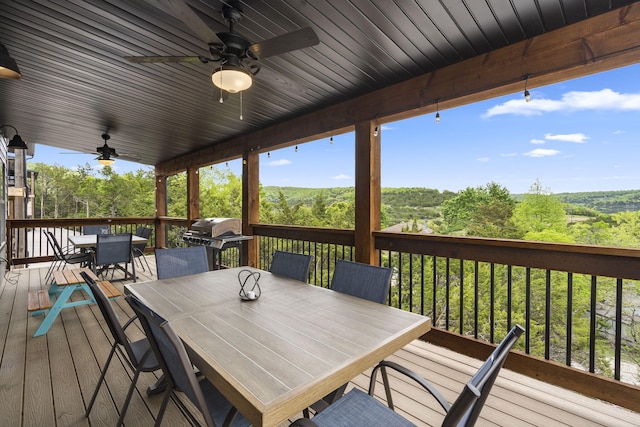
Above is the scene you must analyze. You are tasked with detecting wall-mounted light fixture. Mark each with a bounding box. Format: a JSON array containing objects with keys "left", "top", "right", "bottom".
[
  {"left": 0, "top": 124, "right": 28, "bottom": 150},
  {"left": 523, "top": 74, "right": 532, "bottom": 102},
  {"left": 0, "top": 43, "right": 22, "bottom": 80}
]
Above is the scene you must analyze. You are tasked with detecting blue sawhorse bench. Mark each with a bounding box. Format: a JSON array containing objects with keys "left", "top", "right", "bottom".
[{"left": 28, "top": 268, "right": 122, "bottom": 337}]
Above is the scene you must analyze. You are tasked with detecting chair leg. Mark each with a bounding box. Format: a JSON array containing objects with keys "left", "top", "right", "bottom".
[
  {"left": 154, "top": 388, "right": 174, "bottom": 427},
  {"left": 116, "top": 367, "right": 143, "bottom": 427},
  {"left": 86, "top": 343, "right": 118, "bottom": 417}
]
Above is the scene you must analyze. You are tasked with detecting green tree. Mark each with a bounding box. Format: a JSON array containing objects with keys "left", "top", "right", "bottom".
[
  {"left": 513, "top": 180, "right": 569, "bottom": 240},
  {"left": 442, "top": 182, "right": 516, "bottom": 237}
]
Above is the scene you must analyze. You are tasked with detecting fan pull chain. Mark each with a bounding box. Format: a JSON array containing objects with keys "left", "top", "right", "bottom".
[{"left": 240, "top": 91, "right": 243, "bottom": 120}]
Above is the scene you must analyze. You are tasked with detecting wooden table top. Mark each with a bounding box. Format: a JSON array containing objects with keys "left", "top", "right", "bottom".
[
  {"left": 68, "top": 234, "right": 147, "bottom": 248},
  {"left": 53, "top": 268, "right": 98, "bottom": 285},
  {"left": 125, "top": 267, "right": 431, "bottom": 427}
]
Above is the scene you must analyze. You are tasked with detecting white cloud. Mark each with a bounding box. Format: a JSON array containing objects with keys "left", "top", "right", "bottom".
[
  {"left": 484, "top": 89, "right": 640, "bottom": 117},
  {"left": 477, "top": 157, "right": 489, "bottom": 162},
  {"left": 530, "top": 139, "right": 545, "bottom": 144},
  {"left": 544, "top": 133, "right": 588, "bottom": 143},
  {"left": 332, "top": 174, "right": 350, "bottom": 180},
  {"left": 500, "top": 152, "right": 517, "bottom": 157},
  {"left": 268, "top": 159, "right": 291, "bottom": 166},
  {"left": 524, "top": 148, "right": 560, "bottom": 158}
]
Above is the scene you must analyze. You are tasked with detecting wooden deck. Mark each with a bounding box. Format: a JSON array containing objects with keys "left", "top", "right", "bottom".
[{"left": 1, "top": 258, "right": 639, "bottom": 426}]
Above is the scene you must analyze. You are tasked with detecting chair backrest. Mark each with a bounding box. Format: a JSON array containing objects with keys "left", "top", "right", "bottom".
[
  {"left": 443, "top": 325, "right": 525, "bottom": 427},
  {"left": 126, "top": 294, "right": 216, "bottom": 426},
  {"left": 133, "top": 226, "right": 152, "bottom": 253},
  {"left": 83, "top": 224, "right": 111, "bottom": 235},
  {"left": 95, "top": 233, "right": 133, "bottom": 266},
  {"left": 270, "top": 250, "right": 312, "bottom": 282},
  {"left": 155, "top": 246, "right": 209, "bottom": 279},
  {"left": 330, "top": 259, "right": 392, "bottom": 304},
  {"left": 80, "top": 271, "right": 136, "bottom": 360},
  {"left": 44, "top": 231, "right": 64, "bottom": 259}
]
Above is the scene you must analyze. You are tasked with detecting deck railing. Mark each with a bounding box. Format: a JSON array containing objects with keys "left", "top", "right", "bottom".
[
  {"left": 252, "top": 224, "right": 640, "bottom": 390},
  {"left": 7, "top": 219, "right": 640, "bottom": 410}
]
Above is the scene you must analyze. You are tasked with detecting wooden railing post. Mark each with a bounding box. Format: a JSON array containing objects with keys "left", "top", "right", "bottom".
[
  {"left": 155, "top": 174, "right": 167, "bottom": 248},
  {"left": 243, "top": 150, "right": 259, "bottom": 267},
  {"left": 187, "top": 166, "right": 199, "bottom": 222},
  {"left": 354, "top": 120, "right": 381, "bottom": 265}
]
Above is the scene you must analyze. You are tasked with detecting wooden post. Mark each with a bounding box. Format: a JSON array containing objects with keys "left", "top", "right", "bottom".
[
  {"left": 354, "top": 120, "right": 381, "bottom": 265},
  {"left": 187, "top": 166, "right": 199, "bottom": 221},
  {"left": 242, "top": 151, "right": 260, "bottom": 267},
  {"left": 155, "top": 174, "right": 167, "bottom": 249}
]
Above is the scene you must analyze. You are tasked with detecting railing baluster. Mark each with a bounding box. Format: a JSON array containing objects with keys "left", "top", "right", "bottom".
[
  {"left": 526, "top": 267, "right": 531, "bottom": 354},
  {"left": 615, "top": 278, "right": 623, "bottom": 380},
  {"left": 459, "top": 259, "right": 464, "bottom": 335},
  {"left": 566, "top": 272, "right": 573, "bottom": 366},
  {"left": 589, "top": 275, "right": 597, "bottom": 373},
  {"left": 545, "top": 269, "right": 551, "bottom": 360}
]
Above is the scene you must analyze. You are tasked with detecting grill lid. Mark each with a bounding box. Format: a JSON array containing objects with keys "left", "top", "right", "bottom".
[{"left": 190, "top": 217, "right": 241, "bottom": 237}]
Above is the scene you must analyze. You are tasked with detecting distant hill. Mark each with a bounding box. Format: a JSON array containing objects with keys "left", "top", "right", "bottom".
[
  {"left": 263, "top": 187, "right": 640, "bottom": 225},
  {"left": 555, "top": 190, "right": 640, "bottom": 214},
  {"left": 262, "top": 186, "right": 457, "bottom": 225}
]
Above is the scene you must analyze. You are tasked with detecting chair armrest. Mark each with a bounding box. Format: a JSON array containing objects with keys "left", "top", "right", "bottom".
[
  {"left": 289, "top": 418, "right": 319, "bottom": 427},
  {"left": 370, "top": 360, "right": 451, "bottom": 412}
]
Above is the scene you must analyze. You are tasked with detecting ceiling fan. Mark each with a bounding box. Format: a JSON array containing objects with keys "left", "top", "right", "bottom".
[
  {"left": 124, "top": 0, "right": 319, "bottom": 94},
  {"left": 96, "top": 132, "right": 118, "bottom": 166}
]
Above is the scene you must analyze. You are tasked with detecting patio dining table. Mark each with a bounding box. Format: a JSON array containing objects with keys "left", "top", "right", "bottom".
[
  {"left": 125, "top": 266, "right": 431, "bottom": 427},
  {"left": 68, "top": 233, "right": 148, "bottom": 249}
]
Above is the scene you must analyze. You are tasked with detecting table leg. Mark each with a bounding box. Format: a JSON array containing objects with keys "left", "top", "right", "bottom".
[{"left": 33, "top": 285, "right": 77, "bottom": 337}]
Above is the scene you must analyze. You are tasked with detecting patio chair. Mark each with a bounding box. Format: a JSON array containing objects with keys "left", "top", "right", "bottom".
[
  {"left": 302, "top": 259, "right": 394, "bottom": 417},
  {"left": 83, "top": 224, "right": 111, "bottom": 235},
  {"left": 155, "top": 246, "right": 209, "bottom": 280},
  {"left": 290, "top": 325, "right": 525, "bottom": 427},
  {"left": 126, "top": 294, "right": 250, "bottom": 427},
  {"left": 132, "top": 226, "right": 152, "bottom": 272},
  {"left": 44, "top": 230, "right": 90, "bottom": 285},
  {"left": 330, "top": 259, "right": 392, "bottom": 304},
  {"left": 92, "top": 233, "right": 136, "bottom": 282},
  {"left": 80, "top": 271, "right": 160, "bottom": 426},
  {"left": 269, "top": 250, "right": 313, "bottom": 282}
]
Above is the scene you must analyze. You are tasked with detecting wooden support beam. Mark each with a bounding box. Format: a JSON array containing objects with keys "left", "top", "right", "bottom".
[
  {"left": 156, "top": 4, "right": 640, "bottom": 176},
  {"left": 154, "top": 174, "right": 167, "bottom": 248},
  {"left": 186, "top": 167, "right": 199, "bottom": 222},
  {"left": 354, "top": 120, "right": 380, "bottom": 265},
  {"left": 242, "top": 151, "right": 259, "bottom": 267}
]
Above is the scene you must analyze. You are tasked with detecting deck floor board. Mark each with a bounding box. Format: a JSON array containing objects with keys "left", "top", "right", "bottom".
[{"left": 1, "top": 259, "right": 639, "bottom": 426}]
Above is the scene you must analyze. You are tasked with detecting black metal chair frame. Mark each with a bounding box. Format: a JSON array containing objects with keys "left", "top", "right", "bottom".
[
  {"left": 92, "top": 233, "right": 136, "bottom": 282},
  {"left": 126, "top": 294, "right": 248, "bottom": 427},
  {"left": 80, "top": 271, "right": 160, "bottom": 426},
  {"left": 44, "top": 230, "right": 90, "bottom": 285},
  {"left": 132, "top": 226, "right": 152, "bottom": 272},
  {"left": 291, "top": 325, "right": 525, "bottom": 427}
]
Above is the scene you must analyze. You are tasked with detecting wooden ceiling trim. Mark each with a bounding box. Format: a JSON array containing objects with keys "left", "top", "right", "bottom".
[{"left": 156, "top": 3, "right": 640, "bottom": 177}]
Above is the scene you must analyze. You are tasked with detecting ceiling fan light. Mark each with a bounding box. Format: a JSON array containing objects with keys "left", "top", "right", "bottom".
[
  {"left": 98, "top": 155, "right": 115, "bottom": 166},
  {"left": 212, "top": 66, "right": 252, "bottom": 93},
  {"left": 0, "top": 43, "right": 22, "bottom": 80}
]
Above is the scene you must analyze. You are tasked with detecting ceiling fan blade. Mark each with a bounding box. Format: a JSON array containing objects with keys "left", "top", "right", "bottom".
[
  {"left": 255, "top": 67, "right": 307, "bottom": 96},
  {"left": 156, "top": 0, "right": 220, "bottom": 43},
  {"left": 250, "top": 27, "right": 319, "bottom": 59},
  {"left": 124, "top": 55, "right": 206, "bottom": 63}
]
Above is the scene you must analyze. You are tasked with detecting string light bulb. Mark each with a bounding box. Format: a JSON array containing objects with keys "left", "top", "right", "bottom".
[
  {"left": 435, "top": 99, "right": 441, "bottom": 124},
  {"left": 523, "top": 74, "right": 532, "bottom": 102},
  {"left": 295, "top": 145, "right": 298, "bottom": 152},
  {"left": 267, "top": 152, "right": 271, "bottom": 158},
  {"left": 330, "top": 135, "right": 333, "bottom": 144},
  {"left": 373, "top": 125, "right": 379, "bottom": 137}
]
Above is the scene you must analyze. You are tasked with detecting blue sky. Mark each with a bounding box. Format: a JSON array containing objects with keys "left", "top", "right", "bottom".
[{"left": 31, "top": 63, "right": 640, "bottom": 195}]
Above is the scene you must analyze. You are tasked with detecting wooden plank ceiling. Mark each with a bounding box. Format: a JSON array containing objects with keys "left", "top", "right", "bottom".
[{"left": 0, "top": 0, "right": 637, "bottom": 167}]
